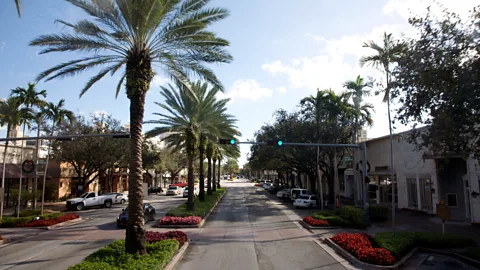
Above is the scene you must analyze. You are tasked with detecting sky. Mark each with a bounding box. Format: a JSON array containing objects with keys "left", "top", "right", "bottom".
[{"left": 0, "top": 0, "right": 477, "bottom": 167}]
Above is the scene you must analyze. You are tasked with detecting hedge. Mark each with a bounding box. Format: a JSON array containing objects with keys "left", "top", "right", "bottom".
[{"left": 166, "top": 188, "right": 226, "bottom": 218}]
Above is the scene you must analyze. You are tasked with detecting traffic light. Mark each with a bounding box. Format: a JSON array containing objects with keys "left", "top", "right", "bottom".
[
  {"left": 219, "top": 138, "right": 236, "bottom": 145},
  {"left": 267, "top": 140, "right": 283, "bottom": 146}
]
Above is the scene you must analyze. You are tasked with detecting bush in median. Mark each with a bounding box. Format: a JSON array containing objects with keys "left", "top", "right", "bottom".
[
  {"left": 338, "top": 206, "right": 368, "bottom": 228},
  {"left": 303, "top": 216, "right": 329, "bottom": 226},
  {"left": 369, "top": 204, "right": 389, "bottom": 221},
  {"left": 166, "top": 188, "right": 226, "bottom": 218},
  {"left": 1, "top": 212, "right": 65, "bottom": 227},
  {"left": 17, "top": 213, "right": 79, "bottom": 227},
  {"left": 145, "top": 231, "right": 188, "bottom": 246},
  {"left": 68, "top": 239, "right": 179, "bottom": 270},
  {"left": 160, "top": 216, "right": 201, "bottom": 226}
]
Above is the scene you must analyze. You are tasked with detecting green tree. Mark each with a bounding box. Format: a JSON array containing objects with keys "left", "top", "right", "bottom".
[
  {"left": 30, "top": 0, "right": 232, "bottom": 254},
  {"left": 392, "top": 6, "right": 480, "bottom": 158},
  {"left": 14, "top": 0, "right": 21, "bottom": 17},
  {"left": 0, "top": 97, "right": 31, "bottom": 219},
  {"left": 360, "top": 32, "right": 405, "bottom": 231}
]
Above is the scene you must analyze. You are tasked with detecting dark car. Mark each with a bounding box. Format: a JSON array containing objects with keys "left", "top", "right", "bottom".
[
  {"left": 117, "top": 203, "right": 156, "bottom": 228},
  {"left": 148, "top": 186, "right": 163, "bottom": 195}
]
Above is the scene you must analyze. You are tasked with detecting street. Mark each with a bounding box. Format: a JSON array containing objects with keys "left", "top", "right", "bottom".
[
  {"left": 0, "top": 192, "right": 187, "bottom": 270},
  {"left": 177, "top": 179, "right": 346, "bottom": 270}
]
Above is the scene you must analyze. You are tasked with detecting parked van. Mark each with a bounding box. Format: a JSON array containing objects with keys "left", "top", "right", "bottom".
[{"left": 289, "top": 188, "right": 311, "bottom": 201}]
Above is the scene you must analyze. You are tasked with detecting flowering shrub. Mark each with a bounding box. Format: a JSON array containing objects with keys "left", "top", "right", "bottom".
[
  {"left": 145, "top": 231, "right": 188, "bottom": 246},
  {"left": 160, "top": 216, "right": 202, "bottom": 225},
  {"left": 303, "top": 216, "right": 329, "bottom": 226},
  {"left": 331, "top": 232, "right": 395, "bottom": 266},
  {"left": 17, "top": 214, "right": 79, "bottom": 227}
]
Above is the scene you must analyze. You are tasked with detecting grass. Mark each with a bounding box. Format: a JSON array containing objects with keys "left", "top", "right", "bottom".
[
  {"left": 0, "top": 212, "right": 64, "bottom": 227},
  {"left": 68, "top": 239, "right": 179, "bottom": 270},
  {"left": 166, "top": 188, "right": 226, "bottom": 218}
]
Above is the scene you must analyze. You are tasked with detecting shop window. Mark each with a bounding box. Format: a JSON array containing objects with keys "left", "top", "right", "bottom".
[
  {"left": 420, "top": 177, "right": 433, "bottom": 210},
  {"left": 446, "top": 193, "right": 458, "bottom": 207}
]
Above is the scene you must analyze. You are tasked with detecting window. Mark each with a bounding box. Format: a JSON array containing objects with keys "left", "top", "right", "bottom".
[
  {"left": 87, "top": 193, "right": 95, "bottom": 198},
  {"left": 420, "top": 177, "right": 433, "bottom": 210},
  {"left": 407, "top": 178, "right": 418, "bottom": 208},
  {"left": 446, "top": 193, "right": 458, "bottom": 207}
]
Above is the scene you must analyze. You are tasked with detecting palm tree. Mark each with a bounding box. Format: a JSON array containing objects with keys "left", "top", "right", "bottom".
[
  {"left": 0, "top": 97, "right": 29, "bottom": 219},
  {"left": 216, "top": 143, "right": 240, "bottom": 188},
  {"left": 360, "top": 32, "right": 405, "bottom": 234},
  {"left": 30, "top": 0, "right": 232, "bottom": 254},
  {"left": 14, "top": 0, "right": 21, "bottom": 17},
  {"left": 10, "top": 83, "right": 47, "bottom": 217},
  {"left": 344, "top": 75, "right": 374, "bottom": 205},
  {"left": 40, "top": 99, "right": 74, "bottom": 215},
  {"left": 206, "top": 141, "right": 214, "bottom": 195},
  {"left": 146, "top": 82, "right": 235, "bottom": 211}
]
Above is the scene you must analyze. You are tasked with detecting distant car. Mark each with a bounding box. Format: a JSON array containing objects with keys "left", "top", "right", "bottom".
[
  {"left": 148, "top": 186, "right": 163, "bottom": 195},
  {"left": 293, "top": 195, "right": 319, "bottom": 208},
  {"left": 276, "top": 189, "right": 290, "bottom": 199},
  {"left": 167, "top": 186, "right": 182, "bottom": 195},
  {"left": 66, "top": 192, "right": 115, "bottom": 211},
  {"left": 183, "top": 186, "right": 199, "bottom": 198},
  {"left": 117, "top": 203, "right": 156, "bottom": 228}
]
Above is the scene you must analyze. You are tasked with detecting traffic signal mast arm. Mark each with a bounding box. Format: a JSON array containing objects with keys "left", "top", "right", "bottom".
[{"left": 218, "top": 138, "right": 360, "bottom": 148}]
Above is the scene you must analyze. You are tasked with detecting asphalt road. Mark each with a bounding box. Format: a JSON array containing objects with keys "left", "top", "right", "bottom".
[
  {"left": 177, "top": 179, "right": 347, "bottom": 270},
  {"left": 0, "top": 192, "right": 187, "bottom": 270}
]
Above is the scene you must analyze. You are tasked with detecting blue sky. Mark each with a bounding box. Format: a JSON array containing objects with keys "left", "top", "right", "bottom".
[{"left": 0, "top": 0, "right": 477, "bottom": 166}]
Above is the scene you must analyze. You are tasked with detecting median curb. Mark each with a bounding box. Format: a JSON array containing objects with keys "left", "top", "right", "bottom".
[
  {"left": 298, "top": 220, "right": 341, "bottom": 231},
  {"left": 164, "top": 241, "right": 190, "bottom": 270},
  {"left": 155, "top": 190, "right": 227, "bottom": 229}
]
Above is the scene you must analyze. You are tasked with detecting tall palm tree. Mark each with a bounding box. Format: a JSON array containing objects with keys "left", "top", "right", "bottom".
[
  {"left": 40, "top": 99, "right": 74, "bottom": 215},
  {"left": 360, "top": 32, "right": 405, "bottom": 234},
  {"left": 0, "top": 97, "right": 30, "bottom": 219},
  {"left": 206, "top": 141, "right": 214, "bottom": 195},
  {"left": 146, "top": 82, "right": 235, "bottom": 211},
  {"left": 30, "top": 0, "right": 232, "bottom": 254},
  {"left": 212, "top": 148, "right": 217, "bottom": 192},
  {"left": 14, "top": 0, "right": 21, "bottom": 17},
  {"left": 344, "top": 75, "right": 374, "bottom": 205},
  {"left": 11, "top": 83, "right": 47, "bottom": 217}
]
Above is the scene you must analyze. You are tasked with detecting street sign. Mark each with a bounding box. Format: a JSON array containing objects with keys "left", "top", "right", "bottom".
[
  {"left": 344, "top": 156, "right": 353, "bottom": 168},
  {"left": 436, "top": 200, "right": 450, "bottom": 235},
  {"left": 37, "top": 159, "right": 47, "bottom": 176}
]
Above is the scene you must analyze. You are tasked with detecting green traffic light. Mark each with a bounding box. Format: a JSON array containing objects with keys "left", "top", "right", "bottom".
[
  {"left": 230, "top": 139, "right": 236, "bottom": 145},
  {"left": 278, "top": 140, "right": 283, "bottom": 146}
]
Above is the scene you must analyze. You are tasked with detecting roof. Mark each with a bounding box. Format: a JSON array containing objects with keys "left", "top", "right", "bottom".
[
  {"left": 365, "top": 126, "right": 429, "bottom": 144},
  {"left": 0, "top": 163, "right": 52, "bottom": 179}
]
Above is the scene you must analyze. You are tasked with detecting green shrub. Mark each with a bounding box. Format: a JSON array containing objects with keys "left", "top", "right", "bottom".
[
  {"left": 0, "top": 216, "right": 34, "bottom": 227},
  {"left": 313, "top": 210, "right": 335, "bottom": 217},
  {"left": 369, "top": 204, "right": 389, "bottom": 221},
  {"left": 16, "top": 210, "right": 42, "bottom": 217},
  {"left": 414, "top": 232, "right": 476, "bottom": 249},
  {"left": 338, "top": 206, "right": 368, "bottom": 228},
  {"left": 166, "top": 188, "right": 226, "bottom": 218},
  {"left": 373, "top": 232, "right": 416, "bottom": 259},
  {"left": 69, "top": 239, "right": 179, "bottom": 270}
]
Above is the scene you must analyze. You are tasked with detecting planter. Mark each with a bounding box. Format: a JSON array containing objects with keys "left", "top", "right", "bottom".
[
  {"left": 324, "top": 237, "right": 417, "bottom": 270},
  {"left": 164, "top": 241, "right": 190, "bottom": 270},
  {"left": 156, "top": 191, "right": 226, "bottom": 228},
  {"left": 298, "top": 220, "right": 341, "bottom": 230},
  {"left": 16, "top": 217, "right": 84, "bottom": 230}
]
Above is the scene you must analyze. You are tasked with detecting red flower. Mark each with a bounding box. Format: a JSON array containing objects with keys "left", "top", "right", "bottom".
[
  {"left": 145, "top": 230, "right": 188, "bottom": 245},
  {"left": 16, "top": 214, "right": 79, "bottom": 227},
  {"left": 159, "top": 216, "right": 202, "bottom": 225},
  {"left": 331, "top": 232, "right": 395, "bottom": 266},
  {"left": 303, "top": 216, "right": 329, "bottom": 226}
]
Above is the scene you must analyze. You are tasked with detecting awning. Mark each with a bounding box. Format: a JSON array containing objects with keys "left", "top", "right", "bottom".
[{"left": 0, "top": 163, "right": 52, "bottom": 179}]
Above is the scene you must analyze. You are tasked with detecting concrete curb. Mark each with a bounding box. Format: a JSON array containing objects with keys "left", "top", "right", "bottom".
[
  {"left": 324, "top": 237, "right": 417, "bottom": 270},
  {"left": 164, "top": 241, "right": 190, "bottom": 270},
  {"left": 418, "top": 247, "right": 480, "bottom": 268},
  {"left": 298, "top": 219, "right": 341, "bottom": 230},
  {"left": 11, "top": 217, "right": 84, "bottom": 230},
  {"left": 155, "top": 191, "right": 227, "bottom": 229}
]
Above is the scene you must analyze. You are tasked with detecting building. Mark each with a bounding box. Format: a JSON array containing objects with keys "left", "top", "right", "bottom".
[{"left": 341, "top": 128, "right": 480, "bottom": 223}]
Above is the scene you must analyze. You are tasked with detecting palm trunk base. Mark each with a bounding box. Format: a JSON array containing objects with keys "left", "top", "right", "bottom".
[
  {"left": 125, "top": 225, "right": 146, "bottom": 255},
  {"left": 186, "top": 201, "right": 194, "bottom": 211}
]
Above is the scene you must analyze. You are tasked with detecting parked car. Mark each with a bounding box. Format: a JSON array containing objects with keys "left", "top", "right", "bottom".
[
  {"left": 66, "top": 192, "right": 115, "bottom": 211},
  {"left": 117, "top": 203, "right": 156, "bottom": 228},
  {"left": 290, "top": 188, "right": 312, "bottom": 201},
  {"left": 269, "top": 185, "right": 283, "bottom": 194},
  {"left": 263, "top": 183, "right": 273, "bottom": 190},
  {"left": 148, "top": 186, "right": 163, "bottom": 195},
  {"left": 166, "top": 186, "right": 182, "bottom": 195},
  {"left": 103, "top": 192, "right": 128, "bottom": 204},
  {"left": 293, "top": 195, "right": 319, "bottom": 208},
  {"left": 183, "top": 186, "right": 199, "bottom": 198},
  {"left": 276, "top": 189, "right": 290, "bottom": 199}
]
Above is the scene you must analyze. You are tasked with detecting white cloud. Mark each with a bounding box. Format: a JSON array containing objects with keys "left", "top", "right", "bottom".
[
  {"left": 223, "top": 79, "right": 273, "bottom": 102},
  {"left": 276, "top": 87, "right": 287, "bottom": 94},
  {"left": 151, "top": 75, "right": 170, "bottom": 88},
  {"left": 272, "top": 40, "right": 279, "bottom": 45},
  {"left": 305, "top": 33, "right": 324, "bottom": 43}
]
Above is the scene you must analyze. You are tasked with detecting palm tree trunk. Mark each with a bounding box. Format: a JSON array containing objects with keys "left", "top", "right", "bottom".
[
  {"left": 17, "top": 123, "right": 27, "bottom": 217},
  {"left": 212, "top": 158, "right": 217, "bottom": 192},
  {"left": 198, "top": 136, "right": 206, "bottom": 201},
  {"left": 187, "top": 154, "right": 195, "bottom": 211},
  {"left": 41, "top": 124, "right": 54, "bottom": 216},
  {"left": 1, "top": 127, "right": 11, "bottom": 219},
  {"left": 33, "top": 117, "right": 42, "bottom": 210},
  {"left": 387, "top": 93, "right": 396, "bottom": 234},
  {"left": 125, "top": 91, "right": 147, "bottom": 255},
  {"left": 207, "top": 157, "right": 212, "bottom": 195},
  {"left": 217, "top": 158, "right": 221, "bottom": 188},
  {"left": 352, "top": 116, "right": 358, "bottom": 206}
]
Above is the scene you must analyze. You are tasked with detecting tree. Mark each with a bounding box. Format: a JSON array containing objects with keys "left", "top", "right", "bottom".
[
  {"left": 392, "top": 5, "right": 480, "bottom": 159},
  {"left": 51, "top": 114, "right": 127, "bottom": 194},
  {"left": 142, "top": 138, "right": 162, "bottom": 171},
  {"left": 13, "top": 0, "right": 21, "bottom": 17},
  {"left": 0, "top": 97, "right": 31, "bottom": 219},
  {"left": 40, "top": 99, "right": 74, "bottom": 214},
  {"left": 222, "top": 158, "right": 239, "bottom": 174},
  {"left": 360, "top": 32, "right": 405, "bottom": 231},
  {"left": 11, "top": 83, "right": 47, "bottom": 217},
  {"left": 163, "top": 149, "right": 187, "bottom": 185},
  {"left": 30, "top": 0, "right": 232, "bottom": 254}
]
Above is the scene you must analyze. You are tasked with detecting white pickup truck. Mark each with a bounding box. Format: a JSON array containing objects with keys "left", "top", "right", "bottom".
[{"left": 66, "top": 192, "right": 115, "bottom": 211}]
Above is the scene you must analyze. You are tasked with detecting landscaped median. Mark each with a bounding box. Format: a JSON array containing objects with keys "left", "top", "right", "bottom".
[
  {"left": 68, "top": 230, "right": 189, "bottom": 270},
  {"left": 0, "top": 210, "right": 80, "bottom": 229},
  {"left": 325, "top": 231, "right": 480, "bottom": 268},
  {"left": 156, "top": 188, "right": 226, "bottom": 228},
  {"left": 301, "top": 205, "right": 381, "bottom": 229}
]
